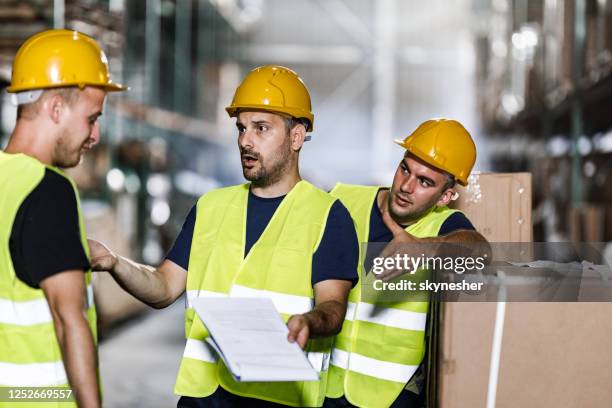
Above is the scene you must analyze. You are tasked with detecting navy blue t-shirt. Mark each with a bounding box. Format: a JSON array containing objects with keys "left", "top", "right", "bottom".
[
  {"left": 9, "top": 169, "right": 90, "bottom": 288},
  {"left": 166, "top": 190, "right": 359, "bottom": 287}
]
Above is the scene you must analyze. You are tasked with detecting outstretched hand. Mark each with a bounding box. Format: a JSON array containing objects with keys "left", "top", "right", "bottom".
[{"left": 88, "top": 239, "right": 117, "bottom": 271}]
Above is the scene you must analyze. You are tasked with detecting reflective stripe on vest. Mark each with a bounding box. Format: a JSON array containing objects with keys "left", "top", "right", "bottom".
[
  {"left": 183, "top": 338, "right": 219, "bottom": 363},
  {"left": 0, "top": 152, "right": 97, "bottom": 398},
  {"left": 0, "top": 361, "right": 68, "bottom": 387},
  {"left": 344, "top": 301, "right": 427, "bottom": 331},
  {"left": 174, "top": 181, "right": 336, "bottom": 407},
  {"left": 328, "top": 183, "right": 458, "bottom": 408},
  {"left": 0, "top": 284, "right": 94, "bottom": 325},
  {"left": 330, "top": 349, "right": 419, "bottom": 384}
]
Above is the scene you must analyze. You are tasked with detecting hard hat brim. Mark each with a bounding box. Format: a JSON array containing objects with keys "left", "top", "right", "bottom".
[
  {"left": 394, "top": 139, "right": 407, "bottom": 148},
  {"left": 226, "top": 104, "right": 313, "bottom": 132},
  {"left": 6, "top": 82, "right": 128, "bottom": 93},
  {"left": 104, "top": 82, "right": 129, "bottom": 92}
]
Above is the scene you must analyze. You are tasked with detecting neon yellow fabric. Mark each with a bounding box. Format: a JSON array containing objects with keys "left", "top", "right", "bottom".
[
  {"left": 175, "top": 180, "right": 337, "bottom": 407},
  {"left": 0, "top": 152, "right": 97, "bottom": 407},
  {"left": 328, "top": 183, "right": 458, "bottom": 408}
]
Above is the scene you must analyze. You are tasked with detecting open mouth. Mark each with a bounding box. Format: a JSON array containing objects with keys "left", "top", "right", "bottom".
[{"left": 241, "top": 153, "right": 259, "bottom": 168}]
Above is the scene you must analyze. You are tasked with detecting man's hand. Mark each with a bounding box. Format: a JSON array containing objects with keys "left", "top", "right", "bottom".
[
  {"left": 377, "top": 204, "right": 422, "bottom": 281},
  {"left": 377, "top": 201, "right": 491, "bottom": 281},
  {"left": 86, "top": 239, "right": 187, "bottom": 309},
  {"left": 287, "top": 314, "right": 310, "bottom": 349},
  {"left": 88, "top": 239, "right": 117, "bottom": 271},
  {"left": 286, "top": 279, "right": 352, "bottom": 349},
  {"left": 381, "top": 203, "right": 420, "bottom": 245}
]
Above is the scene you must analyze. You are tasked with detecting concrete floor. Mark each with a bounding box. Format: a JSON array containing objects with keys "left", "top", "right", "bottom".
[{"left": 99, "top": 300, "right": 185, "bottom": 408}]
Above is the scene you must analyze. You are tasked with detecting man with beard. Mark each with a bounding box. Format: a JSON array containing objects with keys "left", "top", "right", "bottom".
[
  {"left": 89, "top": 65, "right": 358, "bottom": 407},
  {"left": 324, "top": 118, "right": 488, "bottom": 408},
  {"left": 0, "top": 29, "right": 126, "bottom": 408}
]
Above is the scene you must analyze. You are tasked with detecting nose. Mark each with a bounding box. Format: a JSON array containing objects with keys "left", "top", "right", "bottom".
[
  {"left": 400, "top": 174, "right": 416, "bottom": 194},
  {"left": 89, "top": 122, "right": 101, "bottom": 146},
  {"left": 238, "top": 127, "right": 254, "bottom": 150}
]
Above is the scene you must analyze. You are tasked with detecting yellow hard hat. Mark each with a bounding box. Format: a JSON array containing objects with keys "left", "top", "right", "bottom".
[
  {"left": 7, "top": 29, "right": 126, "bottom": 93},
  {"left": 394, "top": 118, "right": 476, "bottom": 186},
  {"left": 226, "top": 65, "right": 314, "bottom": 131}
]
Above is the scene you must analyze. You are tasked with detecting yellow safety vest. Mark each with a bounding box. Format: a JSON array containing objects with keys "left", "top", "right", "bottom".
[
  {"left": 174, "top": 180, "right": 337, "bottom": 407},
  {"left": 328, "top": 183, "right": 459, "bottom": 408},
  {"left": 0, "top": 152, "right": 97, "bottom": 408}
]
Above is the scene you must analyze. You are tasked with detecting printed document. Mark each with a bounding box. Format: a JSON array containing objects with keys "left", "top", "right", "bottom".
[{"left": 191, "top": 297, "right": 319, "bottom": 382}]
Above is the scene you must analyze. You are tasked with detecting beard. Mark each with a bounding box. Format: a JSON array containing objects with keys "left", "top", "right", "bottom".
[
  {"left": 241, "top": 137, "right": 292, "bottom": 187},
  {"left": 53, "top": 131, "right": 83, "bottom": 168},
  {"left": 387, "top": 188, "right": 441, "bottom": 225}
]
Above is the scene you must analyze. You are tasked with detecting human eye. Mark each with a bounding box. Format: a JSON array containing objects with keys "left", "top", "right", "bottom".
[{"left": 419, "top": 177, "right": 432, "bottom": 187}]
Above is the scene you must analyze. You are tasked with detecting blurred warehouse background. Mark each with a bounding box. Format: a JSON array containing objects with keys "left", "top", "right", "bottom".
[{"left": 0, "top": 0, "right": 611, "bottom": 406}]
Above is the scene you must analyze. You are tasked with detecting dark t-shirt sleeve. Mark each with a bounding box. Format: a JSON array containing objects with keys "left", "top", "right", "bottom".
[
  {"left": 312, "top": 200, "right": 359, "bottom": 287},
  {"left": 9, "top": 169, "right": 90, "bottom": 288},
  {"left": 438, "top": 212, "right": 476, "bottom": 235},
  {"left": 165, "top": 204, "right": 196, "bottom": 270}
]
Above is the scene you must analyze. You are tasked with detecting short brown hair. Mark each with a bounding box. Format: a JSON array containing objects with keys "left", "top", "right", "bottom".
[
  {"left": 442, "top": 171, "right": 456, "bottom": 190},
  {"left": 17, "top": 87, "right": 81, "bottom": 119},
  {"left": 282, "top": 116, "right": 309, "bottom": 134}
]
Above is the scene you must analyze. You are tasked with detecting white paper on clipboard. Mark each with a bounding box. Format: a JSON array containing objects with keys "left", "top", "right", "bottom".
[{"left": 192, "top": 297, "right": 319, "bottom": 382}]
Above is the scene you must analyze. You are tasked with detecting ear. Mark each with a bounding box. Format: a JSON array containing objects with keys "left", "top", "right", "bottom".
[
  {"left": 290, "top": 123, "right": 306, "bottom": 152},
  {"left": 45, "top": 94, "right": 66, "bottom": 125},
  {"left": 436, "top": 188, "right": 455, "bottom": 207}
]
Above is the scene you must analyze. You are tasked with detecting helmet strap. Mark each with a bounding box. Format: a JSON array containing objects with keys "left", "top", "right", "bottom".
[{"left": 11, "top": 90, "right": 43, "bottom": 106}]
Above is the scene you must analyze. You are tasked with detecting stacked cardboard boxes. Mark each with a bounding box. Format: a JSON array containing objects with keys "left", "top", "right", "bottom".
[{"left": 435, "top": 173, "right": 612, "bottom": 407}]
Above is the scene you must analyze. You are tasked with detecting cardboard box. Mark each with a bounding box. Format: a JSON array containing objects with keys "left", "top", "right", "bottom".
[
  {"left": 437, "top": 303, "right": 612, "bottom": 408},
  {"left": 568, "top": 205, "right": 606, "bottom": 242},
  {"left": 568, "top": 206, "right": 583, "bottom": 243},
  {"left": 450, "top": 172, "right": 533, "bottom": 242},
  {"left": 606, "top": 207, "right": 612, "bottom": 241},
  {"left": 583, "top": 205, "right": 605, "bottom": 242},
  {"left": 434, "top": 173, "right": 612, "bottom": 407},
  {"left": 436, "top": 173, "right": 532, "bottom": 407}
]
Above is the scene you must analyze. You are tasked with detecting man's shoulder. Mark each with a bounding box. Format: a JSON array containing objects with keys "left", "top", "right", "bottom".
[
  {"left": 196, "top": 183, "right": 248, "bottom": 204},
  {"left": 330, "top": 182, "right": 382, "bottom": 196},
  {"left": 0, "top": 153, "right": 52, "bottom": 192},
  {"left": 438, "top": 210, "right": 476, "bottom": 235},
  {"left": 32, "top": 168, "right": 77, "bottom": 201},
  {"left": 298, "top": 180, "right": 338, "bottom": 204}
]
